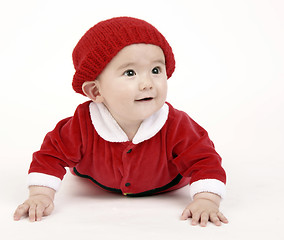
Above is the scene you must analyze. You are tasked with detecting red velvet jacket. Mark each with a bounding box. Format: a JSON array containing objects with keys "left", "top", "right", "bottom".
[{"left": 28, "top": 101, "right": 226, "bottom": 198}]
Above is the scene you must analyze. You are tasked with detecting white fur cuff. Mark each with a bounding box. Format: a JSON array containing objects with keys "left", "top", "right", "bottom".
[
  {"left": 28, "top": 172, "right": 61, "bottom": 191},
  {"left": 189, "top": 179, "right": 226, "bottom": 199}
]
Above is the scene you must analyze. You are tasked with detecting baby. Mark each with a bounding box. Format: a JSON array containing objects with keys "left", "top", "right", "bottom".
[{"left": 14, "top": 17, "right": 228, "bottom": 227}]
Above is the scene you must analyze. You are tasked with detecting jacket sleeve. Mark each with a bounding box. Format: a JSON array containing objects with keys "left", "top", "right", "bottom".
[
  {"left": 28, "top": 102, "right": 90, "bottom": 191},
  {"left": 168, "top": 108, "right": 226, "bottom": 198}
]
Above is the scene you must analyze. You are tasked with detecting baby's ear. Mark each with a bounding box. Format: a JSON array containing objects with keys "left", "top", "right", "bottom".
[{"left": 82, "top": 81, "right": 104, "bottom": 102}]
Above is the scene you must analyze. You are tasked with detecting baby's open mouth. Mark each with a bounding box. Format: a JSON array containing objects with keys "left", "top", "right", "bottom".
[{"left": 135, "top": 97, "right": 153, "bottom": 102}]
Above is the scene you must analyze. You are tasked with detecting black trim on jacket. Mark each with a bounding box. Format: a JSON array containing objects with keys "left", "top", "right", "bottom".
[{"left": 73, "top": 167, "right": 183, "bottom": 197}]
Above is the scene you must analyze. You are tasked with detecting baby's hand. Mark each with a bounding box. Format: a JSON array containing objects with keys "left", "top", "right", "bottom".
[
  {"left": 181, "top": 192, "right": 228, "bottom": 227},
  {"left": 14, "top": 186, "right": 55, "bottom": 222}
]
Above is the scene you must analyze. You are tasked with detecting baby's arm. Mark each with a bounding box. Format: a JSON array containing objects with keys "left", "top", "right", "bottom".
[
  {"left": 14, "top": 186, "right": 55, "bottom": 222},
  {"left": 181, "top": 192, "right": 228, "bottom": 227}
]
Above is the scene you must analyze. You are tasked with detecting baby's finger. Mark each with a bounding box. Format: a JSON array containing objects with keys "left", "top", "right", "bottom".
[
  {"left": 180, "top": 208, "right": 192, "bottom": 220},
  {"left": 14, "top": 203, "right": 29, "bottom": 221},
  {"left": 43, "top": 202, "right": 54, "bottom": 217},
  {"left": 217, "top": 212, "right": 229, "bottom": 224},
  {"left": 200, "top": 212, "right": 209, "bottom": 227},
  {"left": 35, "top": 204, "right": 45, "bottom": 221},
  {"left": 191, "top": 211, "right": 201, "bottom": 226},
  {"left": 209, "top": 212, "right": 221, "bottom": 226},
  {"left": 28, "top": 204, "right": 37, "bottom": 222}
]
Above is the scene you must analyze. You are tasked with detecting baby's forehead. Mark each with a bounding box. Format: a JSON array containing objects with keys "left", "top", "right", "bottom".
[{"left": 112, "top": 43, "right": 166, "bottom": 64}]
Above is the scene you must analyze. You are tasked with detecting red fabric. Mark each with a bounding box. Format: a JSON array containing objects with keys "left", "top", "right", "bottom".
[
  {"left": 72, "top": 17, "right": 175, "bottom": 96},
  {"left": 29, "top": 101, "right": 226, "bottom": 195}
]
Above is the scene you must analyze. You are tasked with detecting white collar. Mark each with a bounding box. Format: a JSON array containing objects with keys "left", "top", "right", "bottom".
[{"left": 89, "top": 102, "right": 169, "bottom": 144}]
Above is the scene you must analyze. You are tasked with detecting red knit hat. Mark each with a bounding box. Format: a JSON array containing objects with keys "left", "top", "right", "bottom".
[{"left": 72, "top": 17, "right": 175, "bottom": 95}]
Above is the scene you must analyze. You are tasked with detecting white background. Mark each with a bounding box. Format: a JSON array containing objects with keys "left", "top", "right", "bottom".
[{"left": 1, "top": 0, "right": 283, "bottom": 239}]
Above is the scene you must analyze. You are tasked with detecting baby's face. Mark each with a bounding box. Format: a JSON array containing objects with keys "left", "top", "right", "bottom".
[{"left": 95, "top": 43, "right": 168, "bottom": 126}]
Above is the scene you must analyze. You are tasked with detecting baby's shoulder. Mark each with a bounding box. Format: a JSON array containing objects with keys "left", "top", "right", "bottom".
[
  {"left": 166, "top": 102, "right": 191, "bottom": 123},
  {"left": 165, "top": 102, "right": 205, "bottom": 135}
]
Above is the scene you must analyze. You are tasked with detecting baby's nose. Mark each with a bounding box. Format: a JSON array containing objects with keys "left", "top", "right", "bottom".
[{"left": 139, "top": 77, "right": 153, "bottom": 90}]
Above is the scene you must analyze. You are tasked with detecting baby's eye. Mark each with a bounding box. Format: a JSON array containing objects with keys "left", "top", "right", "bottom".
[
  {"left": 152, "top": 67, "right": 161, "bottom": 74},
  {"left": 123, "top": 69, "right": 136, "bottom": 77}
]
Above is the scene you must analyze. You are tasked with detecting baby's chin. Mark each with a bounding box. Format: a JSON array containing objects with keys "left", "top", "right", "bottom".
[{"left": 136, "top": 102, "right": 166, "bottom": 120}]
